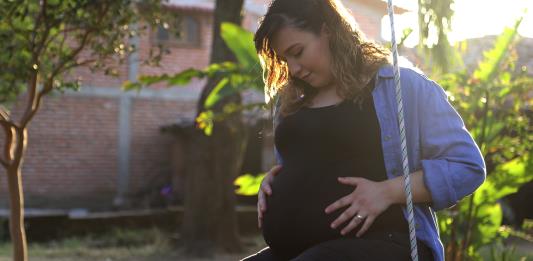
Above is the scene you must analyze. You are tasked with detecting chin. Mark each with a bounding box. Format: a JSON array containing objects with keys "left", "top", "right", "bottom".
[{"left": 310, "top": 82, "right": 329, "bottom": 89}]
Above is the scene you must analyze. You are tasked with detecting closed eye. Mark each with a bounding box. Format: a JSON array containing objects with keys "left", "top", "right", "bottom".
[{"left": 293, "top": 48, "right": 303, "bottom": 58}]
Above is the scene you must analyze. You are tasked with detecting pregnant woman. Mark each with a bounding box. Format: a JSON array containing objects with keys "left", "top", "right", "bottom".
[{"left": 243, "top": 0, "right": 486, "bottom": 260}]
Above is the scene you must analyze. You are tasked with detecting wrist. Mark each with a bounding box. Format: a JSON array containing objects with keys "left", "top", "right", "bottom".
[{"left": 382, "top": 177, "right": 404, "bottom": 205}]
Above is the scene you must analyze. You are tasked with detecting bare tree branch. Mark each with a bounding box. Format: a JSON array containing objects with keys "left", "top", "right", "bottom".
[
  {"left": 42, "top": 0, "right": 48, "bottom": 21},
  {"left": 21, "top": 2, "right": 112, "bottom": 129},
  {"left": 0, "top": 119, "right": 15, "bottom": 167},
  {"left": 0, "top": 106, "right": 9, "bottom": 121},
  {"left": 43, "top": 25, "right": 81, "bottom": 50},
  {"left": 59, "top": 58, "right": 97, "bottom": 74},
  {"left": 20, "top": 2, "right": 51, "bottom": 129},
  {"left": 48, "top": 17, "right": 98, "bottom": 81},
  {"left": 45, "top": 3, "right": 113, "bottom": 85},
  {"left": 36, "top": 78, "right": 54, "bottom": 101},
  {"left": 20, "top": 77, "right": 52, "bottom": 129},
  {"left": 30, "top": 0, "right": 45, "bottom": 51},
  {"left": 0, "top": 117, "right": 16, "bottom": 132},
  {"left": 0, "top": 122, "right": 9, "bottom": 168},
  {"left": 19, "top": 72, "right": 39, "bottom": 129},
  {"left": 32, "top": 6, "right": 54, "bottom": 66}
]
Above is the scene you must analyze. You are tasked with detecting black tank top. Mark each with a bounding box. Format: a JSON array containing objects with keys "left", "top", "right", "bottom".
[{"left": 262, "top": 92, "right": 409, "bottom": 260}]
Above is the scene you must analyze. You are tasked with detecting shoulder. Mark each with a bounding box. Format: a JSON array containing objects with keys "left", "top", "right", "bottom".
[
  {"left": 377, "top": 64, "right": 445, "bottom": 99},
  {"left": 377, "top": 64, "right": 431, "bottom": 85}
]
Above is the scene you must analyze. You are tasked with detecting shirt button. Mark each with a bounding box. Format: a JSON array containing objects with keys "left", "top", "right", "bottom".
[{"left": 384, "top": 135, "right": 391, "bottom": 141}]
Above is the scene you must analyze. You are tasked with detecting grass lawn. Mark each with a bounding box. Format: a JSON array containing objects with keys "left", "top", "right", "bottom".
[
  {"left": 0, "top": 225, "right": 530, "bottom": 260},
  {"left": 0, "top": 228, "right": 267, "bottom": 261}
]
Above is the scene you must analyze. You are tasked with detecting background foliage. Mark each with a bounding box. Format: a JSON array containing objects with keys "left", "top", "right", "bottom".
[{"left": 433, "top": 18, "right": 532, "bottom": 260}]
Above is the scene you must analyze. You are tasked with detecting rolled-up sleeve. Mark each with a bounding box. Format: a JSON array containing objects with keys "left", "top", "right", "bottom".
[{"left": 419, "top": 80, "right": 486, "bottom": 211}]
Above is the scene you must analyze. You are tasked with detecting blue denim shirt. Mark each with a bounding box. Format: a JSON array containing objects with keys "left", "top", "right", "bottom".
[{"left": 273, "top": 65, "right": 486, "bottom": 261}]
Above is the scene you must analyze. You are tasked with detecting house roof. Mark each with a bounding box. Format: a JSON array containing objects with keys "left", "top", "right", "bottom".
[
  {"left": 165, "top": 0, "right": 214, "bottom": 12},
  {"left": 352, "top": 0, "right": 409, "bottom": 15},
  {"left": 165, "top": 0, "right": 267, "bottom": 14},
  {"left": 166, "top": 0, "right": 409, "bottom": 15}
]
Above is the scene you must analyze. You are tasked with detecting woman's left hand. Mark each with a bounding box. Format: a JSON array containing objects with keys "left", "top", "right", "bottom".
[{"left": 324, "top": 177, "right": 393, "bottom": 237}]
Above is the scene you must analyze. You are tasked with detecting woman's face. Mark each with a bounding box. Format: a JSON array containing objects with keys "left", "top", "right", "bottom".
[{"left": 271, "top": 25, "right": 335, "bottom": 90}]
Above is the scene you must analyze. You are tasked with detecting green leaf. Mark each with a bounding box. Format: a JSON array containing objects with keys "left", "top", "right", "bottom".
[
  {"left": 234, "top": 173, "right": 266, "bottom": 196},
  {"left": 474, "top": 202, "right": 502, "bottom": 245},
  {"left": 122, "top": 80, "right": 143, "bottom": 92},
  {"left": 166, "top": 69, "right": 205, "bottom": 85},
  {"left": 203, "top": 71, "right": 257, "bottom": 109},
  {"left": 205, "top": 62, "right": 239, "bottom": 76},
  {"left": 483, "top": 119, "right": 504, "bottom": 145},
  {"left": 472, "top": 17, "right": 522, "bottom": 83},
  {"left": 474, "top": 154, "right": 532, "bottom": 205},
  {"left": 220, "top": 22, "right": 264, "bottom": 93},
  {"left": 204, "top": 77, "right": 230, "bottom": 109},
  {"left": 220, "top": 22, "right": 259, "bottom": 68},
  {"left": 47, "top": 0, "right": 61, "bottom": 5},
  {"left": 195, "top": 110, "right": 214, "bottom": 136}
]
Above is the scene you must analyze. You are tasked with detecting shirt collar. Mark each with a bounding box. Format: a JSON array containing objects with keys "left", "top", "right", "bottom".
[{"left": 377, "top": 64, "right": 394, "bottom": 78}]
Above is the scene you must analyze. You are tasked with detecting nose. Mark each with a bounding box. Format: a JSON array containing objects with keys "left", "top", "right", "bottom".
[{"left": 287, "top": 59, "right": 303, "bottom": 78}]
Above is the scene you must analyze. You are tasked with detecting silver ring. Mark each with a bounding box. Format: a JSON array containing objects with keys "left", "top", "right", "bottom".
[{"left": 355, "top": 214, "right": 365, "bottom": 220}]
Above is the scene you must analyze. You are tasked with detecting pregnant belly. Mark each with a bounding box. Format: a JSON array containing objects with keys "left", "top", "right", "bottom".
[{"left": 261, "top": 167, "right": 354, "bottom": 259}]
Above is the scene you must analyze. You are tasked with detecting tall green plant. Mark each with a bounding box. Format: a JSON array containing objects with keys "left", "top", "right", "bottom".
[
  {"left": 124, "top": 22, "right": 264, "bottom": 135},
  {"left": 435, "top": 17, "right": 533, "bottom": 260}
]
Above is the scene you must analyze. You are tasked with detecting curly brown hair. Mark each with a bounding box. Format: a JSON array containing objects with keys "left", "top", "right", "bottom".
[{"left": 254, "top": 0, "right": 391, "bottom": 116}]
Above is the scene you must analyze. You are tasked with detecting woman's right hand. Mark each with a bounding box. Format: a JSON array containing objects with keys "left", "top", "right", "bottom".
[{"left": 258, "top": 165, "right": 283, "bottom": 228}]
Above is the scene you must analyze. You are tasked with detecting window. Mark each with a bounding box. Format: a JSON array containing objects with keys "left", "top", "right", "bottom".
[{"left": 154, "top": 14, "right": 201, "bottom": 47}]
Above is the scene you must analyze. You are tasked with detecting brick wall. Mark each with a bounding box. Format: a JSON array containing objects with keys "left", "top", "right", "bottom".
[
  {"left": 128, "top": 98, "right": 195, "bottom": 206},
  {"left": 0, "top": 8, "right": 211, "bottom": 210},
  {"left": 0, "top": 95, "right": 119, "bottom": 209}
]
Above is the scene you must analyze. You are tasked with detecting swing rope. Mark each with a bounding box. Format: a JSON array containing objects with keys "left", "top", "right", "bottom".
[{"left": 386, "top": 1, "right": 418, "bottom": 260}]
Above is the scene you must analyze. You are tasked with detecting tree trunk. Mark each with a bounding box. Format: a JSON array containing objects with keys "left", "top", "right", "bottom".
[
  {"left": 2, "top": 126, "right": 28, "bottom": 261},
  {"left": 181, "top": 0, "right": 246, "bottom": 257},
  {"left": 7, "top": 166, "right": 28, "bottom": 261},
  {"left": 181, "top": 126, "right": 216, "bottom": 257},
  {"left": 211, "top": 94, "right": 248, "bottom": 252},
  {"left": 1, "top": 66, "right": 41, "bottom": 261}
]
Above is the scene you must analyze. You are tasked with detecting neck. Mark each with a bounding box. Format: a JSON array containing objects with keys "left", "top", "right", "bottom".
[{"left": 309, "top": 84, "right": 343, "bottom": 108}]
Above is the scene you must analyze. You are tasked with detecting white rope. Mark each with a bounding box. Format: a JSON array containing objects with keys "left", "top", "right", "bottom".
[{"left": 386, "top": 1, "right": 418, "bottom": 260}]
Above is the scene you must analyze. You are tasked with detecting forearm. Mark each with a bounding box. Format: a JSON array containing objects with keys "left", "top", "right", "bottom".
[{"left": 383, "top": 170, "right": 433, "bottom": 205}]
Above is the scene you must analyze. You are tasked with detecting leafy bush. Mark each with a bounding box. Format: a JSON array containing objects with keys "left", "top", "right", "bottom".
[{"left": 434, "top": 18, "right": 533, "bottom": 260}]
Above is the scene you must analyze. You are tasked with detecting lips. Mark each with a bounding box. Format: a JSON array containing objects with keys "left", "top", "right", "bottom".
[{"left": 302, "top": 73, "right": 311, "bottom": 81}]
